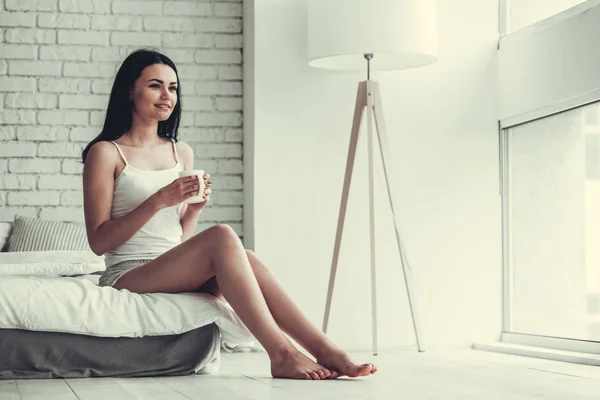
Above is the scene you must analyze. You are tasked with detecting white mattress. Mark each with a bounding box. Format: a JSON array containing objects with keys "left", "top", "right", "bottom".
[{"left": 0, "top": 273, "right": 255, "bottom": 348}]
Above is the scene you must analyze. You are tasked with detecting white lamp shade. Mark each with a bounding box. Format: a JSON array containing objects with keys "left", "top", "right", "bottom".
[{"left": 308, "top": 0, "right": 439, "bottom": 71}]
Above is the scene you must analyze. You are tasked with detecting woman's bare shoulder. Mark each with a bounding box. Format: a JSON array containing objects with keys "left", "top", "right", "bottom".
[
  {"left": 84, "top": 141, "right": 120, "bottom": 170},
  {"left": 175, "top": 140, "right": 194, "bottom": 168},
  {"left": 88, "top": 140, "right": 118, "bottom": 157},
  {"left": 175, "top": 140, "right": 193, "bottom": 154}
]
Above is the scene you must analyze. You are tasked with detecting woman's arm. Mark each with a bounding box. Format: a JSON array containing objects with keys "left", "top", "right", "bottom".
[
  {"left": 180, "top": 204, "right": 202, "bottom": 242},
  {"left": 83, "top": 141, "right": 163, "bottom": 256},
  {"left": 177, "top": 141, "right": 202, "bottom": 242}
]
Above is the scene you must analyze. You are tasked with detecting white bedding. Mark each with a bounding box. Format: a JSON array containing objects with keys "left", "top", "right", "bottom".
[
  {"left": 0, "top": 250, "right": 105, "bottom": 276},
  {"left": 0, "top": 273, "right": 255, "bottom": 348}
]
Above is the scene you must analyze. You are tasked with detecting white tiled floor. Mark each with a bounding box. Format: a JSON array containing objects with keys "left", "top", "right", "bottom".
[{"left": 1, "top": 348, "right": 599, "bottom": 399}]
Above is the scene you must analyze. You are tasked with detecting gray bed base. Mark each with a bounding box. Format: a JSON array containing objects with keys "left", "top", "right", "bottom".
[{"left": 0, "top": 324, "right": 221, "bottom": 380}]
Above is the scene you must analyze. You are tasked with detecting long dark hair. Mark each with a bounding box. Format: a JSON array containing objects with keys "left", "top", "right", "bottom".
[{"left": 81, "top": 49, "right": 182, "bottom": 163}]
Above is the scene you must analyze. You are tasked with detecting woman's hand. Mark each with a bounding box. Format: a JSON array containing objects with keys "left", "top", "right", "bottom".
[
  {"left": 186, "top": 172, "right": 212, "bottom": 213},
  {"left": 153, "top": 175, "right": 200, "bottom": 210}
]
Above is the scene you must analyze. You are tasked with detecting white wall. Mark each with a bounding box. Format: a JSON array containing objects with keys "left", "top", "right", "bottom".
[
  {"left": 250, "top": 0, "right": 501, "bottom": 350},
  {"left": 0, "top": 0, "right": 244, "bottom": 237}
]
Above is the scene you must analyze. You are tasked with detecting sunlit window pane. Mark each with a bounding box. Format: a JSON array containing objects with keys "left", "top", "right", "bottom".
[{"left": 508, "top": 102, "right": 600, "bottom": 341}]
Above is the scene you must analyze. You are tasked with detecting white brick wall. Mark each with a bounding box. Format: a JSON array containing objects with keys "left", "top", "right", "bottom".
[{"left": 0, "top": 0, "right": 244, "bottom": 237}]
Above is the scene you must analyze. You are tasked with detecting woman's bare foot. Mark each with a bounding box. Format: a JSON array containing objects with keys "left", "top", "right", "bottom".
[
  {"left": 316, "top": 348, "right": 377, "bottom": 378},
  {"left": 270, "top": 349, "right": 334, "bottom": 380}
]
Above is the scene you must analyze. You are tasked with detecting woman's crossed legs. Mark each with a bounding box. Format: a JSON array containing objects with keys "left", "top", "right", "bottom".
[{"left": 113, "top": 224, "right": 377, "bottom": 380}]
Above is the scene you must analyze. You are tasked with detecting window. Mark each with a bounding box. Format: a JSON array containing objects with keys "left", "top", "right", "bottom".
[
  {"left": 505, "top": 103, "right": 600, "bottom": 342},
  {"left": 497, "top": 0, "right": 600, "bottom": 359}
]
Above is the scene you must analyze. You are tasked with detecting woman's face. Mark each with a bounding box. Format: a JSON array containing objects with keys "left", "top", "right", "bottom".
[{"left": 130, "top": 63, "right": 178, "bottom": 122}]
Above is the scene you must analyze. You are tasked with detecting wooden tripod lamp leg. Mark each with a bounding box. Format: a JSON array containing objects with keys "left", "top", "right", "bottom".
[
  {"left": 366, "top": 81, "right": 379, "bottom": 355},
  {"left": 371, "top": 82, "right": 425, "bottom": 352},
  {"left": 322, "top": 82, "right": 367, "bottom": 334}
]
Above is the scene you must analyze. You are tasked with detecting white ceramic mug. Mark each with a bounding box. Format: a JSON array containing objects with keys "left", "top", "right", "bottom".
[{"left": 178, "top": 169, "right": 206, "bottom": 203}]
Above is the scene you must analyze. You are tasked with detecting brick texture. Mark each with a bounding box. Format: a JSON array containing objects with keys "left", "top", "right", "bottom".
[{"left": 0, "top": 0, "right": 244, "bottom": 238}]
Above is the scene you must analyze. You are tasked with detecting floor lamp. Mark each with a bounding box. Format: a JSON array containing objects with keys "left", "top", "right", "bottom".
[{"left": 308, "top": 0, "right": 439, "bottom": 355}]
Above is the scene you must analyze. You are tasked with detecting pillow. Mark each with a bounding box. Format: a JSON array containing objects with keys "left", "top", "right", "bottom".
[
  {"left": 0, "top": 223, "right": 12, "bottom": 252},
  {"left": 0, "top": 250, "right": 105, "bottom": 276},
  {"left": 7, "top": 215, "right": 91, "bottom": 252}
]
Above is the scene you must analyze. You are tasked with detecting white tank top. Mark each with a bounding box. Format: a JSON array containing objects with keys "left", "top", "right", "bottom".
[{"left": 104, "top": 139, "right": 184, "bottom": 268}]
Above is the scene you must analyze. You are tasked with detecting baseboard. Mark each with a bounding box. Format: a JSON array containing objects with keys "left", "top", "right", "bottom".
[{"left": 472, "top": 341, "right": 600, "bottom": 366}]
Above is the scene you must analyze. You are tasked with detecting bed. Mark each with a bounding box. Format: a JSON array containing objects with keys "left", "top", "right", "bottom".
[{"left": 0, "top": 217, "right": 256, "bottom": 380}]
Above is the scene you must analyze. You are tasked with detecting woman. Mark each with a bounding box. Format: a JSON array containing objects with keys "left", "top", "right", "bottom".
[{"left": 82, "top": 49, "right": 377, "bottom": 380}]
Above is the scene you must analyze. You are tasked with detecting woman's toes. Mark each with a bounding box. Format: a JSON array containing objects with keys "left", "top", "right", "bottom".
[
  {"left": 310, "top": 372, "right": 320, "bottom": 380},
  {"left": 359, "top": 363, "right": 373, "bottom": 375}
]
